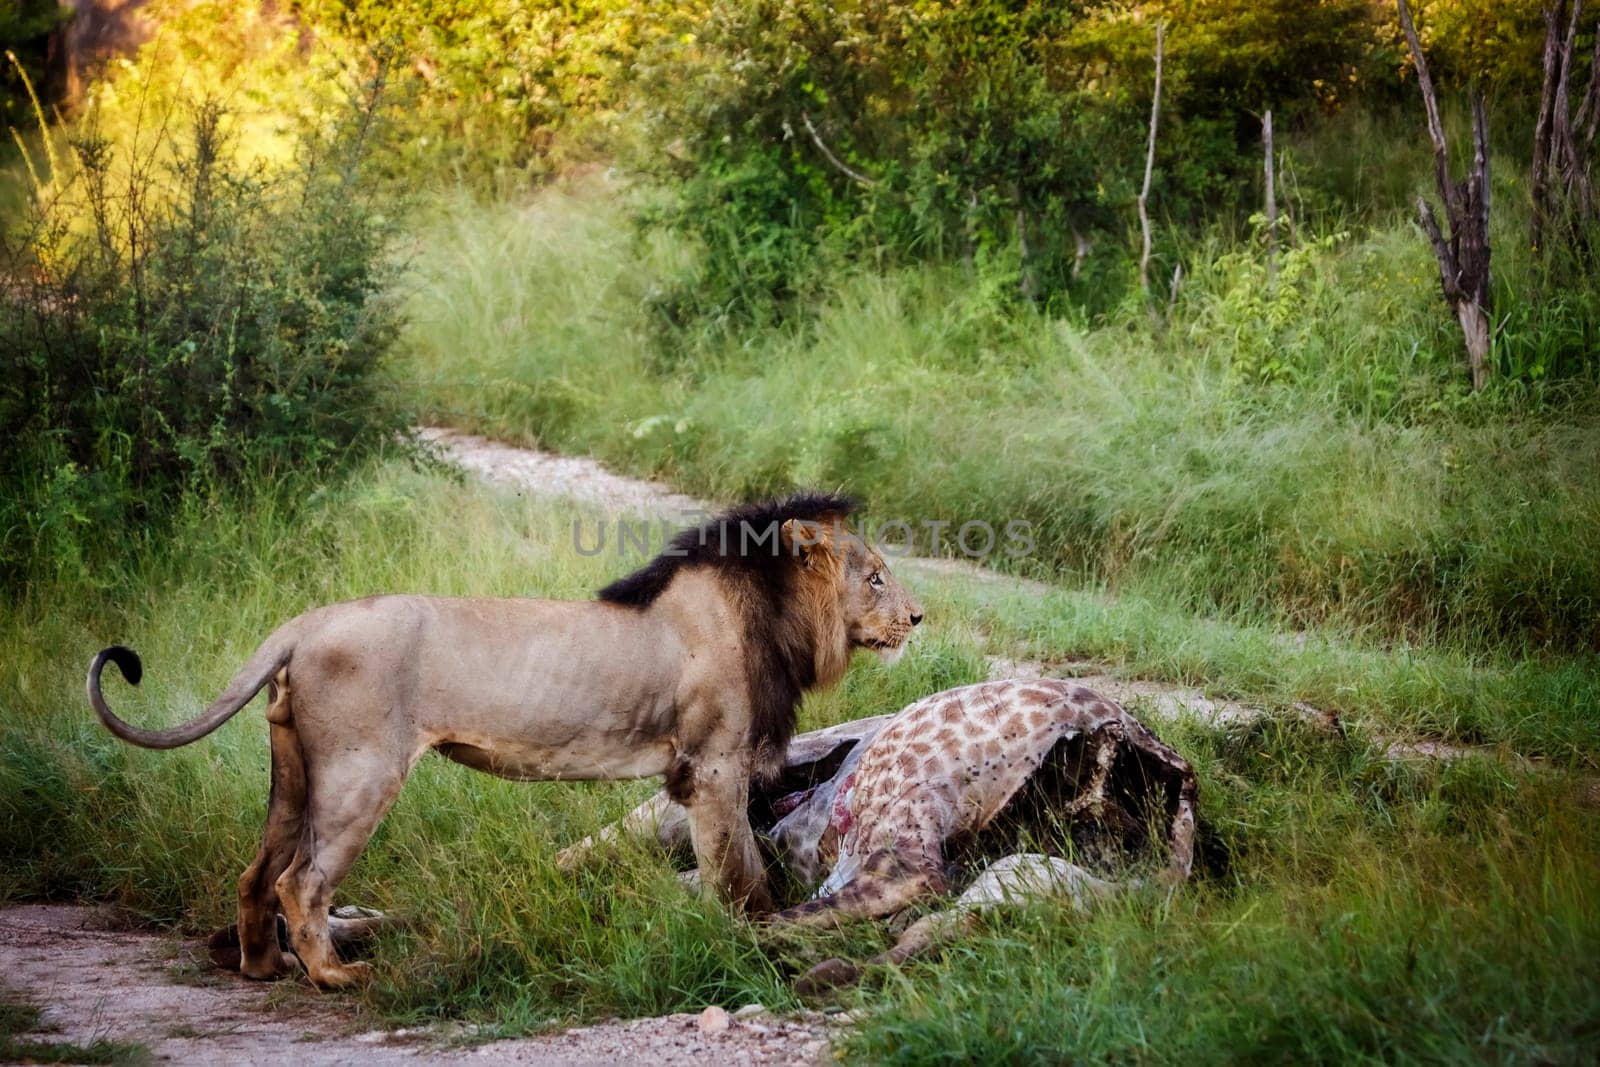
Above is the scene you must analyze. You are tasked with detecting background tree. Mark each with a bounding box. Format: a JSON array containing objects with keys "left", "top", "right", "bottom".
[
  {"left": 1531, "top": 0, "right": 1599, "bottom": 254},
  {"left": 1398, "top": 0, "right": 1493, "bottom": 390}
]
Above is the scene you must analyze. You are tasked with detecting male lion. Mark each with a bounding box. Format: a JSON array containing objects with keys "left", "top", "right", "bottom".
[{"left": 86, "top": 493, "right": 921, "bottom": 988}]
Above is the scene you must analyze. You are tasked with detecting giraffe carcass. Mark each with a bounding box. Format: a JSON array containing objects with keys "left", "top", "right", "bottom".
[{"left": 559, "top": 678, "right": 1198, "bottom": 992}]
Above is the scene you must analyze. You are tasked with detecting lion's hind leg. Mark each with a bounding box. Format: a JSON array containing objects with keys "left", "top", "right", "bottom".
[
  {"left": 236, "top": 671, "right": 305, "bottom": 980},
  {"left": 276, "top": 747, "right": 408, "bottom": 989}
]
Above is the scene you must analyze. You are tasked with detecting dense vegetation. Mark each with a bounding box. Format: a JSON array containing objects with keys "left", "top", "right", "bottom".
[
  {"left": 3, "top": 0, "right": 1598, "bottom": 1062},
  {"left": 409, "top": 183, "right": 1600, "bottom": 652},
  {"left": 1, "top": 44, "right": 405, "bottom": 589},
  {"left": 3, "top": 466, "right": 1596, "bottom": 1060}
]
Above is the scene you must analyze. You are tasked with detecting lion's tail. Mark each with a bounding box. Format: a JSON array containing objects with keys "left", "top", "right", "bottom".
[{"left": 88, "top": 634, "right": 294, "bottom": 750}]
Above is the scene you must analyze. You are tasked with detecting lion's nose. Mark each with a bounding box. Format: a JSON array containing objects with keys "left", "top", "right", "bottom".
[{"left": 910, "top": 612, "right": 923, "bottom": 626}]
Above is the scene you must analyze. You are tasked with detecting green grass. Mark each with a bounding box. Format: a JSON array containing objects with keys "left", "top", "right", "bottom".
[
  {"left": 402, "top": 184, "right": 1600, "bottom": 653},
  {"left": 845, "top": 781, "right": 1600, "bottom": 1064},
  {"left": 0, "top": 988, "right": 148, "bottom": 1065},
  {"left": 5, "top": 12, "right": 1597, "bottom": 1061},
  {"left": 0, "top": 995, "right": 44, "bottom": 1038},
  {"left": 1, "top": 458, "right": 1596, "bottom": 1060},
  {"left": 927, "top": 572, "right": 1600, "bottom": 759}
]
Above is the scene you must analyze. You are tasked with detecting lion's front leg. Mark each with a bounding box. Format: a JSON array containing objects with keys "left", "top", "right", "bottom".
[{"left": 684, "top": 765, "right": 773, "bottom": 914}]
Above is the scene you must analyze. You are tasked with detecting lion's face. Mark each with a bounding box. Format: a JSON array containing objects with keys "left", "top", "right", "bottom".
[{"left": 839, "top": 539, "right": 921, "bottom": 664}]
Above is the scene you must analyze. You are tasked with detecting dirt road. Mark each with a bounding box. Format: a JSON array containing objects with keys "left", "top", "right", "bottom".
[{"left": 0, "top": 905, "right": 836, "bottom": 1065}]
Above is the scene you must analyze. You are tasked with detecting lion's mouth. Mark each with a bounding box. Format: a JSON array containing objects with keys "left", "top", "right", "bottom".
[{"left": 859, "top": 636, "right": 908, "bottom": 664}]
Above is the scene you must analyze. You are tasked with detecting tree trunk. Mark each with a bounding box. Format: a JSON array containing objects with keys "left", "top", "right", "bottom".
[
  {"left": 1398, "top": 0, "right": 1494, "bottom": 390},
  {"left": 1071, "top": 226, "right": 1091, "bottom": 279},
  {"left": 1456, "top": 301, "right": 1491, "bottom": 392},
  {"left": 1014, "top": 186, "right": 1037, "bottom": 301}
]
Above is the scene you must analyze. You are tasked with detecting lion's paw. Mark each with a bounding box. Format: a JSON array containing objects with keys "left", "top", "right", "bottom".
[{"left": 309, "top": 959, "right": 374, "bottom": 990}]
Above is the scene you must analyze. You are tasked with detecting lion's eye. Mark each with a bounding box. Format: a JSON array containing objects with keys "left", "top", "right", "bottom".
[{"left": 869, "top": 572, "right": 884, "bottom": 588}]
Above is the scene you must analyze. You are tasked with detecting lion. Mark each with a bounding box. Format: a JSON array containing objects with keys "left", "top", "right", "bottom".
[{"left": 86, "top": 492, "right": 921, "bottom": 988}]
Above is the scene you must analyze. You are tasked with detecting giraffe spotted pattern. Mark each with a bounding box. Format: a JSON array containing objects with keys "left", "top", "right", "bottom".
[
  {"left": 560, "top": 677, "right": 1197, "bottom": 993},
  {"left": 774, "top": 678, "right": 1195, "bottom": 927}
]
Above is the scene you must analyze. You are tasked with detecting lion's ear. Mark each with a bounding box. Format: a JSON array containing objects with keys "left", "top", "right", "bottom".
[{"left": 781, "top": 517, "right": 837, "bottom": 565}]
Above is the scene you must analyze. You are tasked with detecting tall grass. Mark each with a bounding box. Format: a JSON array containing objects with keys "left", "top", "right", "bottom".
[
  {"left": 847, "top": 769, "right": 1600, "bottom": 1064},
  {"left": 403, "top": 184, "right": 1600, "bottom": 652},
  {"left": 2, "top": 458, "right": 1595, "bottom": 1056},
  {"left": 0, "top": 459, "right": 975, "bottom": 1022}
]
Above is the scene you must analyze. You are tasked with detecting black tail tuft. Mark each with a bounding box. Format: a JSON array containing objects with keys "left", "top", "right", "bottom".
[{"left": 101, "top": 645, "right": 143, "bottom": 686}]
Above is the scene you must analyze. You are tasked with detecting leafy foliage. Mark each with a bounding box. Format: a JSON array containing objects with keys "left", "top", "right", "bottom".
[
  {"left": 1396, "top": 0, "right": 1549, "bottom": 92},
  {"left": 297, "top": 0, "right": 645, "bottom": 186},
  {"left": 0, "top": 77, "right": 406, "bottom": 590},
  {"left": 626, "top": 0, "right": 1445, "bottom": 322}
]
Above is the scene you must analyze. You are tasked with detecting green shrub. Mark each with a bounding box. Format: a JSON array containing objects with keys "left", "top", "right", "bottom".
[
  {"left": 628, "top": 0, "right": 1396, "bottom": 323},
  {"left": 297, "top": 0, "right": 644, "bottom": 189},
  {"left": 0, "top": 75, "right": 406, "bottom": 590}
]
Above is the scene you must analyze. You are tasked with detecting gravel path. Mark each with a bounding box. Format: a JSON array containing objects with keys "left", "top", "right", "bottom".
[
  {"left": 417, "top": 426, "right": 1049, "bottom": 594},
  {"left": 416, "top": 428, "right": 709, "bottom": 518},
  {"left": 0, "top": 905, "right": 837, "bottom": 1066}
]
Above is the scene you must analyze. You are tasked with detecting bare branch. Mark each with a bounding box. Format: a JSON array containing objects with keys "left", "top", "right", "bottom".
[
  {"left": 1470, "top": 93, "right": 1491, "bottom": 304},
  {"left": 1577, "top": 23, "right": 1600, "bottom": 162},
  {"left": 1138, "top": 21, "right": 1164, "bottom": 296},
  {"left": 1553, "top": 0, "right": 1584, "bottom": 188},
  {"left": 1532, "top": 2, "right": 1600, "bottom": 248},
  {"left": 1574, "top": 17, "right": 1600, "bottom": 211},
  {"left": 1263, "top": 108, "right": 1278, "bottom": 286},
  {"left": 1566, "top": 0, "right": 1587, "bottom": 67},
  {"left": 1397, "top": 0, "right": 1460, "bottom": 220},
  {"left": 799, "top": 111, "right": 877, "bottom": 189},
  {"left": 1532, "top": 4, "right": 1564, "bottom": 250},
  {"left": 1417, "top": 196, "right": 1459, "bottom": 302}
]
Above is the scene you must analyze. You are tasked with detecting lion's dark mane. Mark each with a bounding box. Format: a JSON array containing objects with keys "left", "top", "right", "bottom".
[{"left": 597, "top": 492, "right": 857, "bottom": 769}]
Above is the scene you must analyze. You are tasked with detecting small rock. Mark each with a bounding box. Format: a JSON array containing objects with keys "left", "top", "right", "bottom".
[
  {"left": 697, "top": 1005, "right": 731, "bottom": 1035},
  {"left": 732, "top": 1002, "right": 766, "bottom": 1019}
]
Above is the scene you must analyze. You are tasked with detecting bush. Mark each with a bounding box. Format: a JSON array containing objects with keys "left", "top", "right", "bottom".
[
  {"left": 297, "top": 0, "right": 643, "bottom": 188},
  {"left": 629, "top": 0, "right": 1390, "bottom": 324},
  {"left": 0, "top": 72, "right": 407, "bottom": 590}
]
